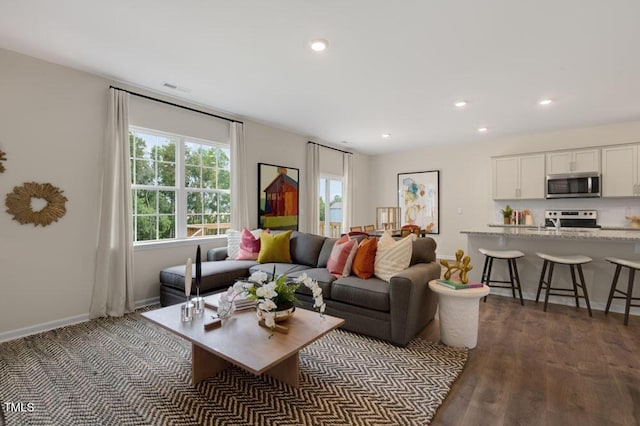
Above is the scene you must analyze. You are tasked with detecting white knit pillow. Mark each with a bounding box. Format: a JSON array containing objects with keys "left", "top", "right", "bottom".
[
  {"left": 226, "top": 229, "right": 242, "bottom": 259},
  {"left": 374, "top": 232, "right": 415, "bottom": 282}
]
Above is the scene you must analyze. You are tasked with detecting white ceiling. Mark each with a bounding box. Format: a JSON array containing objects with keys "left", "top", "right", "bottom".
[{"left": 1, "top": 1, "right": 640, "bottom": 155}]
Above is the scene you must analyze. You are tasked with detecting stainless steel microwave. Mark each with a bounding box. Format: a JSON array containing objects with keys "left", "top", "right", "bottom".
[{"left": 546, "top": 172, "right": 601, "bottom": 199}]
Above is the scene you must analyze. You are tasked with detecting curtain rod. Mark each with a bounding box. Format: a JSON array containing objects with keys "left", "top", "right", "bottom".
[
  {"left": 308, "top": 141, "right": 353, "bottom": 155},
  {"left": 109, "top": 85, "right": 243, "bottom": 124}
]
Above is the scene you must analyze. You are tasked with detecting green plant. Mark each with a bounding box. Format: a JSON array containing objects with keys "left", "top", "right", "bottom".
[{"left": 500, "top": 204, "right": 513, "bottom": 218}]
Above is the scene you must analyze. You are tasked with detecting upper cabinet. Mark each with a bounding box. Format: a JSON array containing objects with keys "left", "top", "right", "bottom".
[
  {"left": 546, "top": 148, "right": 601, "bottom": 174},
  {"left": 602, "top": 144, "right": 640, "bottom": 197},
  {"left": 493, "top": 154, "right": 545, "bottom": 200}
]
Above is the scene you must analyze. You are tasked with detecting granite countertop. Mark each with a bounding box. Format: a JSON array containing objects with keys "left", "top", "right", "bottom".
[{"left": 462, "top": 226, "right": 640, "bottom": 241}]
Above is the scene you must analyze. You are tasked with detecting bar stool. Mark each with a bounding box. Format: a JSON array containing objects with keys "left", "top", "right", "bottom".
[
  {"left": 604, "top": 257, "right": 640, "bottom": 326},
  {"left": 478, "top": 248, "right": 524, "bottom": 305},
  {"left": 535, "top": 253, "right": 592, "bottom": 316}
]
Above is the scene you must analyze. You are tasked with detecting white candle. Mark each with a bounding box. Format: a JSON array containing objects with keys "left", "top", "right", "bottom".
[{"left": 185, "top": 258, "right": 192, "bottom": 298}]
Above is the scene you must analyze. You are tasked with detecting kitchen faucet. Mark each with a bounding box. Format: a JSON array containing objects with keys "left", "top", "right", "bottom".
[{"left": 549, "top": 217, "right": 561, "bottom": 230}]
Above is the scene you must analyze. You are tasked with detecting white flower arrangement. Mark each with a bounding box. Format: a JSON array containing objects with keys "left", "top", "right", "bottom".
[{"left": 217, "top": 270, "right": 326, "bottom": 329}]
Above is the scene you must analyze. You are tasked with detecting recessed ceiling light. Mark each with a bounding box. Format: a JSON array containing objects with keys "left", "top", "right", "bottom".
[
  {"left": 381, "top": 133, "right": 391, "bottom": 139},
  {"left": 539, "top": 99, "right": 553, "bottom": 105},
  {"left": 455, "top": 101, "right": 467, "bottom": 108},
  {"left": 310, "top": 39, "right": 328, "bottom": 52},
  {"left": 478, "top": 127, "right": 488, "bottom": 133}
]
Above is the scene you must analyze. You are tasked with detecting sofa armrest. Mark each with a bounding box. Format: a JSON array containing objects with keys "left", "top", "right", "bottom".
[
  {"left": 388, "top": 261, "right": 441, "bottom": 346},
  {"left": 207, "top": 247, "right": 228, "bottom": 261}
]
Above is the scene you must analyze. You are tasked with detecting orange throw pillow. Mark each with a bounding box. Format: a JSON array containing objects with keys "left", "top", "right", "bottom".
[{"left": 352, "top": 237, "right": 378, "bottom": 279}]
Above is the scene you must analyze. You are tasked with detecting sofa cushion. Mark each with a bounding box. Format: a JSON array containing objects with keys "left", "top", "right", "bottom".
[
  {"left": 289, "top": 231, "right": 327, "bottom": 267},
  {"left": 160, "top": 260, "right": 256, "bottom": 293},
  {"left": 410, "top": 237, "right": 437, "bottom": 265},
  {"left": 374, "top": 233, "right": 415, "bottom": 282},
  {"left": 288, "top": 268, "right": 335, "bottom": 299},
  {"left": 331, "top": 276, "right": 390, "bottom": 312},
  {"left": 258, "top": 230, "right": 292, "bottom": 263},
  {"left": 237, "top": 228, "right": 268, "bottom": 260},
  {"left": 352, "top": 237, "right": 378, "bottom": 279},
  {"left": 317, "top": 237, "right": 338, "bottom": 268},
  {"left": 249, "top": 263, "right": 311, "bottom": 277}
]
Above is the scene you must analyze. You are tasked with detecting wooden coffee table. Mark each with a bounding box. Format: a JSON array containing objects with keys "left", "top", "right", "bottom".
[{"left": 142, "top": 298, "right": 344, "bottom": 387}]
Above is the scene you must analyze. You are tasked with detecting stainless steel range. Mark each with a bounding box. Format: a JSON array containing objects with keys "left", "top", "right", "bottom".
[{"left": 544, "top": 209, "right": 600, "bottom": 228}]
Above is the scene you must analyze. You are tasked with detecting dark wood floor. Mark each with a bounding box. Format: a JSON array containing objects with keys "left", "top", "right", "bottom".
[{"left": 422, "top": 295, "right": 640, "bottom": 426}]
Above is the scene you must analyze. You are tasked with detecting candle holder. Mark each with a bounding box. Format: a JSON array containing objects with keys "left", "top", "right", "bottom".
[
  {"left": 192, "top": 295, "right": 205, "bottom": 316},
  {"left": 181, "top": 301, "right": 195, "bottom": 322}
]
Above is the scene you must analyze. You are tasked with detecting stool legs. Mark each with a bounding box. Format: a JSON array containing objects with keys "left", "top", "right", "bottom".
[
  {"left": 481, "top": 255, "right": 523, "bottom": 305},
  {"left": 606, "top": 265, "right": 636, "bottom": 326},
  {"left": 536, "top": 260, "right": 591, "bottom": 317}
]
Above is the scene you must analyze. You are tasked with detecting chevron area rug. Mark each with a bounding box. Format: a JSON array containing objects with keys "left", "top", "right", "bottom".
[{"left": 0, "top": 308, "right": 468, "bottom": 426}]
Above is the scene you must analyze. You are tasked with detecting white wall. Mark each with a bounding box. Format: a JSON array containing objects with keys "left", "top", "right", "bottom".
[
  {"left": 0, "top": 48, "right": 371, "bottom": 337},
  {"left": 371, "top": 121, "right": 640, "bottom": 259}
]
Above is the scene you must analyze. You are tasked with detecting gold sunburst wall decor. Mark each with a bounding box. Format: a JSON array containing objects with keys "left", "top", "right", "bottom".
[
  {"left": 5, "top": 182, "right": 68, "bottom": 227},
  {"left": 0, "top": 149, "right": 6, "bottom": 173}
]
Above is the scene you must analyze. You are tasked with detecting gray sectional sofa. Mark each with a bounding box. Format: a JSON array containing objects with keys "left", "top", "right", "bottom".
[{"left": 159, "top": 231, "right": 441, "bottom": 346}]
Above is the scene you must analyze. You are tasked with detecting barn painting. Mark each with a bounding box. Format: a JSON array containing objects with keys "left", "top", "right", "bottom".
[{"left": 258, "top": 163, "right": 299, "bottom": 230}]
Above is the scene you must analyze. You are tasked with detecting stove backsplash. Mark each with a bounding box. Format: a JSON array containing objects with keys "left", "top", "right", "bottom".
[{"left": 492, "top": 198, "right": 640, "bottom": 228}]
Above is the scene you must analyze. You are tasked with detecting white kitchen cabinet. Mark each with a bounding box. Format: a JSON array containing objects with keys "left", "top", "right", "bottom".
[
  {"left": 602, "top": 144, "right": 640, "bottom": 197},
  {"left": 493, "top": 154, "right": 545, "bottom": 200},
  {"left": 546, "top": 148, "right": 600, "bottom": 174}
]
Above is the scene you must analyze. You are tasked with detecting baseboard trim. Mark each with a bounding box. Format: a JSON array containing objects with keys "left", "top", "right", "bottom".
[{"left": 0, "top": 296, "right": 160, "bottom": 343}]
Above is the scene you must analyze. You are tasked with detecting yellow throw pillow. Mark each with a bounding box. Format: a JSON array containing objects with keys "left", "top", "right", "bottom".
[{"left": 257, "top": 230, "right": 293, "bottom": 263}]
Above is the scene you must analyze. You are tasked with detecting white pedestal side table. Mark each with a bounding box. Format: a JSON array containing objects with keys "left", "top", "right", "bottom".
[{"left": 428, "top": 280, "right": 490, "bottom": 349}]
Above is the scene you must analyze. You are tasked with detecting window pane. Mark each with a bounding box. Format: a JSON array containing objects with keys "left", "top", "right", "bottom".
[
  {"left": 187, "top": 192, "right": 203, "bottom": 214},
  {"left": 218, "top": 170, "right": 230, "bottom": 190},
  {"left": 158, "top": 215, "right": 175, "bottom": 239},
  {"left": 157, "top": 163, "right": 175, "bottom": 186},
  {"left": 217, "top": 148, "right": 230, "bottom": 169},
  {"left": 156, "top": 138, "right": 176, "bottom": 163},
  {"left": 203, "top": 192, "right": 216, "bottom": 213},
  {"left": 185, "top": 165, "right": 201, "bottom": 188},
  {"left": 202, "top": 167, "right": 217, "bottom": 189},
  {"left": 135, "top": 190, "right": 157, "bottom": 214},
  {"left": 136, "top": 216, "right": 157, "bottom": 241},
  {"left": 202, "top": 147, "right": 217, "bottom": 168},
  {"left": 184, "top": 142, "right": 201, "bottom": 166},
  {"left": 219, "top": 193, "right": 231, "bottom": 214},
  {"left": 158, "top": 190, "right": 175, "bottom": 214},
  {"left": 134, "top": 159, "right": 155, "bottom": 185}
]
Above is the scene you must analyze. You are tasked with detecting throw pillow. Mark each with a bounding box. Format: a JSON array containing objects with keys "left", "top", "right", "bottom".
[
  {"left": 226, "top": 229, "right": 242, "bottom": 259},
  {"left": 236, "top": 228, "right": 267, "bottom": 260},
  {"left": 352, "top": 237, "right": 378, "bottom": 279},
  {"left": 374, "top": 232, "right": 415, "bottom": 282},
  {"left": 327, "top": 236, "right": 358, "bottom": 278},
  {"left": 257, "top": 230, "right": 293, "bottom": 264}
]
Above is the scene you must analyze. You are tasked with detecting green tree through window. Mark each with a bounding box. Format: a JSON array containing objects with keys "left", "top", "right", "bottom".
[{"left": 130, "top": 128, "right": 230, "bottom": 242}]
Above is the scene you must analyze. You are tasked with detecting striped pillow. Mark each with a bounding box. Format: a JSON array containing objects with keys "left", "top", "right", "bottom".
[
  {"left": 327, "top": 236, "right": 358, "bottom": 278},
  {"left": 226, "top": 229, "right": 242, "bottom": 259},
  {"left": 374, "top": 232, "right": 415, "bottom": 282}
]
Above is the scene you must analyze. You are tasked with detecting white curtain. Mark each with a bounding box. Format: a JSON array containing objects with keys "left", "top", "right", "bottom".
[
  {"left": 90, "top": 88, "right": 135, "bottom": 318},
  {"left": 306, "top": 143, "right": 320, "bottom": 234},
  {"left": 342, "top": 152, "right": 354, "bottom": 233},
  {"left": 230, "top": 122, "right": 249, "bottom": 230}
]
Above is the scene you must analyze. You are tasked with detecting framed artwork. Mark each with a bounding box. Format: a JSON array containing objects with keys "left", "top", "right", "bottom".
[
  {"left": 258, "top": 163, "right": 299, "bottom": 231},
  {"left": 397, "top": 170, "right": 439, "bottom": 234}
]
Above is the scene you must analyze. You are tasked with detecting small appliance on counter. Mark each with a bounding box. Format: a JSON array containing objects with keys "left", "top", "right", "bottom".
[{"left": 544, "top": 209, "right": 600, "bottom": 228}]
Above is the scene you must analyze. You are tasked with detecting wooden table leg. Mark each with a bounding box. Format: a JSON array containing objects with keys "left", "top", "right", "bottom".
[
  {"left": 192, "top": 343, "right": 229, "bottom": 385},
  {"left": 264, "top": 352, "right": 300, "bottom": 388}
]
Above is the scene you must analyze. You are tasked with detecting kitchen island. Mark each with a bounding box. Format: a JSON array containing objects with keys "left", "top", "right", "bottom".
[{"left": 461, "top": 226, "right": 640, "bottom": 318}]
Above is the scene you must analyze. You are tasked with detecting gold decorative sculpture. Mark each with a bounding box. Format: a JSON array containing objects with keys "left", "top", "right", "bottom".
[
  {"left": 5, "top": 182, "right": 68, "bottom": 226},
  {"left": 0, "top": 149, "right": 6, "bottom": 173},
  {"left": 440, "top": 249, "right": 473, "bottom": 284}
]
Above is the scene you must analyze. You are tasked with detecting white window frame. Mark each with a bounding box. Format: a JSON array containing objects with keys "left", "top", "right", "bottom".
[
  {"left": 130, "top": 126, "right": 230, "bottom": 245},
  {"left": 319, "top": 174, "right": 344, "bottom": 237}
]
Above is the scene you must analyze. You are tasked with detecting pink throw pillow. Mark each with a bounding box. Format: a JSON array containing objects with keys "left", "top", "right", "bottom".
[
  {"left": 327, "top": 236, "right": 358, "bottom": 278},
  {"left": 236, "top": 228, "right": 267, "bottom": 260}
]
